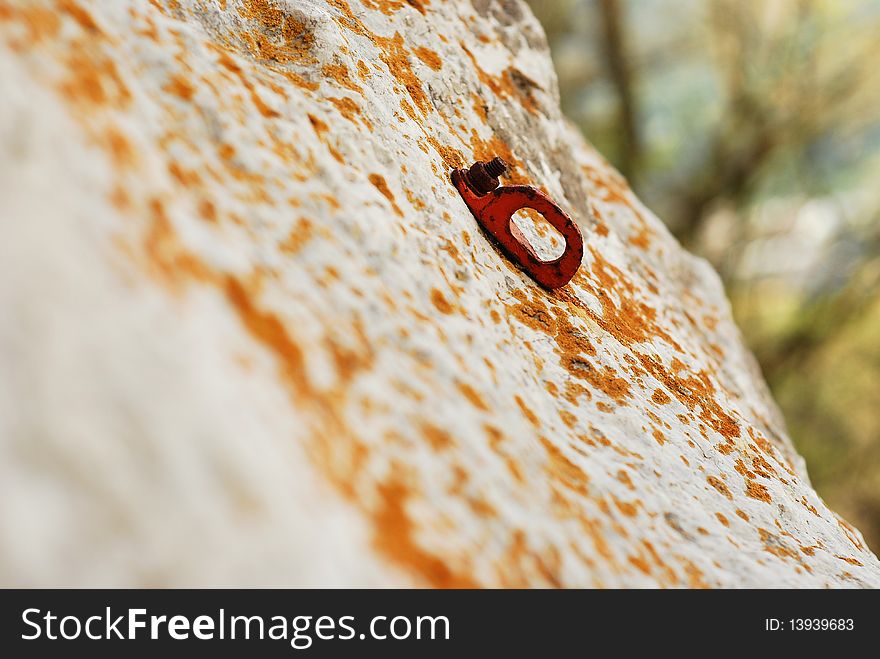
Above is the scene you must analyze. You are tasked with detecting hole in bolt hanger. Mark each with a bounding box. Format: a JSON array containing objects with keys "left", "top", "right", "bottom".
[{"left": 510, "top": 207, "right": 566, "bottom": 261}]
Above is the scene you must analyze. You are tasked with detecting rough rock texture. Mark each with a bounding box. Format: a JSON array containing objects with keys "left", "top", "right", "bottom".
[{"left": 1, "top": 0, "right": 878, "bottom": 588}]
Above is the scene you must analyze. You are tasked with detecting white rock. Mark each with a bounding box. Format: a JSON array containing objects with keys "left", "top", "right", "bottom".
[{"left": 0, "top": 0, "right": 877, "bottom": 587}]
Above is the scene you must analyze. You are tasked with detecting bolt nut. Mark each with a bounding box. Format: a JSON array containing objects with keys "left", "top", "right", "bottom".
[{"left": 466, "top": 157, "right": 507, "bottom": 195}]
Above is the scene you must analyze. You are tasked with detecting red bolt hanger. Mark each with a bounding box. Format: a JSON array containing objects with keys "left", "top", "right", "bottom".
[{"left": 451, "top": 158, "right": 584, "bottom": 290}]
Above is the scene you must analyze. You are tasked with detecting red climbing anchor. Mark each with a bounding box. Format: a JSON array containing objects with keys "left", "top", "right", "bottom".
[{"left": 451, "top": 157, "right": 583, "bottom": 290}]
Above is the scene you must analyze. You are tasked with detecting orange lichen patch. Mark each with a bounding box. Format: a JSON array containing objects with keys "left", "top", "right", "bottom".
[
  {"left": 628, "top": 226, "right": 652, "bottom": 250},
  {"left": 374, "top": 479, "right": 477, "bottom": 588},
  {"left": 279, "top": 218, "right": 316, "bottom": 256},
  {"left": 559, "top": 409, "right": 578, "bottom": 428},
  {"left": 167, "top": 161, "right": 202, "bottom": 186},
  {"left": 404, "top": 187, "right": 427, "bottom": 211},
  {"left": 58, "top": 47, "right": 132, "bottom": 110},
  {"left": 562, "top": 358, "right": 630, "bottom": 404},
  {"left": 681, "top": 559, "right": 710, "bottom": 588},
  {"left": 734, "top": 509, "right": 749, "bottom": 522},
  {"left": 613, "top": 496, "right": 639, "bottom": 518},
  {"left": 563, "top": 383, "right": 591, "bottom": 408},
  {"left": 215, "top": 50, "right": 280, "bottom": 118},
  {"left": 438, "top": 239, "right": 463, "bottom": 266},
  {"left": 326, "top": 96, "right": 370, "bottom": 128},
  {"left": 482, "top": 423, "right": 505, "bottom": 450},
  {"left": 799, "top": 497, "right": 819, "bottom": 517},
  {"left": 142, "top": 199, "right": 215, "bottom": 289},
  {"left": 321, "top": 62, "right": 364, "bottom": 93},
  {"left": 470, "top": 93, "right": 488, "bottom": 123},
  {"left": 579, "top": 247, "right": 674, "bottom": 348},
  {"left": 651, "top": 428, "right": 666, "bottom": 446},
  {"left": 835, "top": 555, "right": 864, "bottom": 566},
  {"left": 758, "top": 528, "right": 801, "bottom": 563},
  {"left": 637, "top": 354, "right": 740, "bottom": 442},
  {"left": 581, "top": 161, "right": 634, "bottom": 208},
  {"left": 373, "top": 32, "right": 431, "bottom": 117},
  {"left": 838, "top": 519, "right": 866, "bottom": 551},
  {"left": 513, "top": 298, "right": 630, "bottom": 403},
  {"left": 411, "top": 45, "right": 442, "bottom": 70},
  {"left": 311, "top": 192, "right": 341, "bottom": 210},
  {"left": 223, "top": 275, "right": 312, "bottom": 397},
  {"left": 734, "top": 458, "right": 755, "bottom": 479},
  {"left": 163, "top": 73, "right": 196, "bottom": 101},
  {"left": 307, "top": 113, "right": 344, "bottom": 163},
  {"left": 616, "top": 470, "right": 634, "bottom": 490},
  {"left": 706, "top": 475, "right": 732, "bottom": 500},
  {"left": 221, "top": 271, "right": 383, "bottom": 517},
  {"left": 108, "top": 185, "right": 132, "bottom": 211},
  {"left": 405, "top": 0, "right": 429, "bottom": 13},
  {"left": 460, "top": 44, "right": 541, "bottom": 114},
  {"left": 707, "top": 343, "right": 724, "bottom": 359},
  {"left": 57, "top": 0, "right": 102, "bottom": 34},
  {"left": 361, "top": 0, "right": 411, "bottom": 15},
  {"left": 237, "top": 0, "right": 316, "bottom": 65},
  {"left": 745, "top": 479, "right": 771, "bottom": 503},
  {"left": 367, "top": 173, "right": 403, "bottom": 216},
  {"left": 430, "top": 288, "right": 453, "bottom": 314},
  {"left": 646, "top": 410, "right": 667, "bottom": 430},
  {"left": 197, "top": 198, "right": 218, "bottom": 223},
  {"left": 326, "top": 0, "right": 371, "bottom": 37},
  {"left": 539, "top": 438, "right": 589, "bottom": 495},
  {"left": 103, "top": 127, "right": 137, "bottom": 170},
  {"left": 466, "top": 494, "right": 497, "bottom": 518},
  {"left": 716, "top": 440, "right": 735, "bottom": 455},
  {"left": 276, "top": 68, "right": 320, "bottom": 92},
  {"left": 651, "top": 389, "right": 671, "bottom": 405},
  {"left": 715, "top": 512, "right": 730, "bottom": 527},
  {"left": 425, "top": 136, "right": 464, "bottom": 169},
  {"left": 636, "top": 540, "right": 678, "bottom": 585},
  {"left": 325, "top": 332, "right": 373, "bottom": 385},
  {"left": 498, "top": 530, "right": 568, "bottom": 588},
  {"left": 514, "top": 395, "right": 539, "bottom": 427},
  {"left": 0, "top": 3, "right": 61, "bottom": 46},
  {"left": 508, "top": 295, "right": 557, "bottom": 335},
  {"left": 627, "top": 554, "right": 651, "bottom": 575},
  {"left": 751, "top": 455, "right": 777, "bottom": 479},
  {"left": 746, "top": 426, "right": 795, "bottom": 476},
  {"left": 420, "top": 422, "right": 453, "bottom": 451},
  {"left": 456, "top": 382, "right": 489, "bottom": 412},
  {"left": 355, "top": 59, "right": 371, "bottom": 79}
]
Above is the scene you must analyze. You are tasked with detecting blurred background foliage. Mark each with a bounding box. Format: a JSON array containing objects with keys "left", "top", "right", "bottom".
[{"left": 526, "top": 0, "right": 880, "bottom": 550}]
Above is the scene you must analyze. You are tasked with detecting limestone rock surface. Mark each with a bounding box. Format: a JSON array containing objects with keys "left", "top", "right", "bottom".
[{"left": 1, "top": 0, "right": 878, "bottom": 587}]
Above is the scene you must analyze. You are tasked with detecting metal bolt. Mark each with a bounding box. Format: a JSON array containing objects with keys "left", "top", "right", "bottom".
[
  {"left": 466, "top": 157, "right": 508, "bottom": 195},
  {"left": 484, "top": 157, "right": 507, "bottom": 178}
]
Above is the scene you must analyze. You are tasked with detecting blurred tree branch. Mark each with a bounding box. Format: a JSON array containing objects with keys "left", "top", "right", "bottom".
[
  {"left": 758, "top": 236, "right": 880, "bottom": 382},
  {"left": 597, "top": 0, "right": 641, "bottom": 181}
]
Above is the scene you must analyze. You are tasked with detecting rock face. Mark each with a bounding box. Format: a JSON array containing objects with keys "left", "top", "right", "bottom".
[{"left": 0, "top": 0, "right": 877, "bottom": 588}]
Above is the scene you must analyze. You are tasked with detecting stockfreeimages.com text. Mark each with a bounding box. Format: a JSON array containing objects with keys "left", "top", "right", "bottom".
[{"left": 22, "top": 608, "right": 450, "bottom": 649}]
